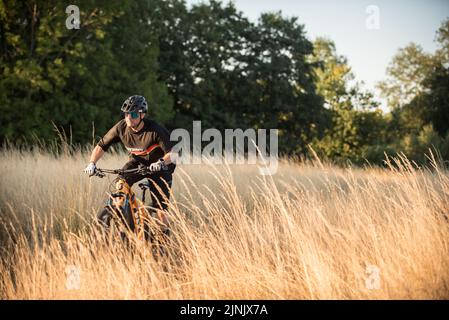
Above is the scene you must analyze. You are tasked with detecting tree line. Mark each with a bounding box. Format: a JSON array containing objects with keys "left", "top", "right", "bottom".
[{"left": 0, "top": 0, "right": 448, "bottom": 165}]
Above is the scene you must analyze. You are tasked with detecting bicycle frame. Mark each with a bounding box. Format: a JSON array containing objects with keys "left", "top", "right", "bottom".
[
  {"left": 95, "top": 164, "right": 167, "bottom": 241},
  {"left": 109, "top": 178, "right": 147, "bottom": 239}
]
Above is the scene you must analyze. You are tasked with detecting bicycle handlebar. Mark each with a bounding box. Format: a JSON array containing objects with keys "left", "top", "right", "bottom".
[{"left": 93, "top": 163, "right": 168, "bottom": 178}]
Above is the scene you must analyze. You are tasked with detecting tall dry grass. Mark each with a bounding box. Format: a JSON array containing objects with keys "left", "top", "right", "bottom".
[{"left": 0, "top": 146, "right": 448, "bottom": 299}]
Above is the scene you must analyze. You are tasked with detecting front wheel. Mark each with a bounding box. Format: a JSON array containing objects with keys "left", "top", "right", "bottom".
[
  {"left": 97, "top": 207, "right": 113, "bottom": 230},
  {"left": 96, "top": 205, "right": 134, "bottom": 240}
]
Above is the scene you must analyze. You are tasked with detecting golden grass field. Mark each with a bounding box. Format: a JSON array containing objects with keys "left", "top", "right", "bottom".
[{"left": 0, "top": 147, "right": 448, "bottom": 299}]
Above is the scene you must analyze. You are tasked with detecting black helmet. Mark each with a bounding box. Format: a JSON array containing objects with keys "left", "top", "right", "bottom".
[{"left": 121, "top": 95, "right": 148, "bottom": 113}]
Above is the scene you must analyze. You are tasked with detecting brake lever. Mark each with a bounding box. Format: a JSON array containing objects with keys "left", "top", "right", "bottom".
[{"left": 95, "top": 171, "right": 105, "bottom": 178}]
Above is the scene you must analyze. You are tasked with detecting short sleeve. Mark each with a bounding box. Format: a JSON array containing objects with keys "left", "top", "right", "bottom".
[
  {"left": 97, "top": 122, "right": 121, "bottom": 152},
  {"left": 155, "top": 125, "right": 174, "bottom": 154}
]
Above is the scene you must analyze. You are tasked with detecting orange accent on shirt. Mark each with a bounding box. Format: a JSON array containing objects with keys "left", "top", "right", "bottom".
[{"left": 129, "top": 144, "right": 160, "bottom": 156}]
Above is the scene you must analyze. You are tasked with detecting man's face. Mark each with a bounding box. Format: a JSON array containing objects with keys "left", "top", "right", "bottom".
[{"left": 124, "top": 111, "right": 144, "bottom": 128}]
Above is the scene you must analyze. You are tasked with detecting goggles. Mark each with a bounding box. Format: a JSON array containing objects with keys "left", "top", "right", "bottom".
[{"left": 123, "top": 111, "right": 140, "bottom": 119}]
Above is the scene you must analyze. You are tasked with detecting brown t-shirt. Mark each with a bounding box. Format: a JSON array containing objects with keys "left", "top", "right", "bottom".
[{"left": 98, "top": 118, "right": 174, "bottom": 159}]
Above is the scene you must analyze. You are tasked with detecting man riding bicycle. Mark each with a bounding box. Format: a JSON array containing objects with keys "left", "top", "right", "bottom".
[{"left": 84, "top": 95, "right": 177, "bottom": 239}]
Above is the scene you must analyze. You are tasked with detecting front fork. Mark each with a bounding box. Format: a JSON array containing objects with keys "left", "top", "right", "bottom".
[{"left": 107, "top": 178, "right": 147, "bottom": 240}]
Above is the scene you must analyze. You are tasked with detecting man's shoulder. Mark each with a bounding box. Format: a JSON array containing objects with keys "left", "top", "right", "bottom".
[
  {"left": 105, "top": 119, "right": 127, "bottom": 138},
  {"left": 144, "top": 118, "right": 169, "bottom": 132},
  {"left": 113, "top": 119, "right": 127, "bottom": 131}
]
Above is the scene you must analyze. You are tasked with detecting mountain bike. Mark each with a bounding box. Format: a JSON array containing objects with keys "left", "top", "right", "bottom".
[{"left": 93, "top": 163, "right": 170, "bottom": 254}]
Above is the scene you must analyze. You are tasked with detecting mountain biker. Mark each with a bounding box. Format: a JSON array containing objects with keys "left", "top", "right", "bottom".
[{"left": 84, "top": 95, "right": 177, "bottom": 239}]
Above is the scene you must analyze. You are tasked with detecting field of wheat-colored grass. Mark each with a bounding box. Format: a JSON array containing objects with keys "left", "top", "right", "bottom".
[{"left": 0, "top": 146, "right": 448, "bottom": 299}]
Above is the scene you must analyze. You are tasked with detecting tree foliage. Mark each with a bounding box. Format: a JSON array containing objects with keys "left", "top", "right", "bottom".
[
  {"left": 310, "top": 38, "right": 384, "bottom": 163},
  {"left": 0, "top": 0, "right": 173, "bottom": 144}
]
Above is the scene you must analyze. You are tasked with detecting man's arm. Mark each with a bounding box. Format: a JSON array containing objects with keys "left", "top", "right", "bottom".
[
  {"left": 89, "top": 145, "right": 105, "bottom": 164},
  {"left": 153, "top": 123, "right": 178, "bottom": 166},
  {"left": 89, "top": 122, "right": 120, "bottom": 164},
  {"left": 84, "top": 122, "right": 120, "bottom": 176},
  {"left": 162, "top": 151, "right": 178, "bottom": 165}
]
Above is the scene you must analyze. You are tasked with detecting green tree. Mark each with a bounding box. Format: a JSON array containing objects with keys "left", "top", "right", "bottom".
[
  {"left": 435, "top": 18, "right": 449, "bottom": 66},
  {"left": 247, "top": 12, "right": 325, "bottom": 154},
  {"left": 0, "top": 0, "right": 173, "bottom": 145},
  {"left": 377, "top": 19, "right": 448, "bottom": 136},
  {"left": 155, "top": 1, "right": 326, "bottom": 154},
  {"left": 406, "top": 64, "right": 449, "bottom": 137},
  {"left": 376, "top": 19, "right": 449, "bottom": 162},
  {"left": 310, "top": 38, "right": 385, "bottom": 163},
  {"left": 377, "top": 43, "right": 435, "bottom": 110},
  {"left": 408, "top": 19, "right": 449, "bottom": 137},
  {"left": 160, "top": 0, "right": 257, "bottom": 130}
]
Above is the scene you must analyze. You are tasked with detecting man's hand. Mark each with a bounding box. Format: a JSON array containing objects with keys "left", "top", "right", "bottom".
[
  {"left": 149, "top": 159, "right": 166, "bottom": 172},
  {"left": 84, "top": 162, "right": 97, "bottom": 176}
]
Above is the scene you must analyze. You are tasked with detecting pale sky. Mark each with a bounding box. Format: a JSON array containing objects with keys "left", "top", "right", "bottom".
[{"left": 185, "top": 0, "right": 449, "bottom": 109}]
